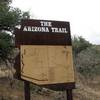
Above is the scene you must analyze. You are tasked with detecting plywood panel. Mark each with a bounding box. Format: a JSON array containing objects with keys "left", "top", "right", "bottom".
[{"left": 20, "top": 45, "right": 75, "bottom": 85}]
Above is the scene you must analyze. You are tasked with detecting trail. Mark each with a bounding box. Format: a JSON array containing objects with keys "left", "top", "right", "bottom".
[{"left": 77, "top": 83, "right": 100, "bottom": 98}]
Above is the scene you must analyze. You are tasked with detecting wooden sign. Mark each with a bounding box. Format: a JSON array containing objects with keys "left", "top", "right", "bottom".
[
  {"left": 21, "top": 45, "right": 74, "bottom": 84},
  {"left": 15, "top": 19, "right": 75, "bottom": 90},
  {"left": 15, "top": 19, "right": 71, "bottom": 46}
]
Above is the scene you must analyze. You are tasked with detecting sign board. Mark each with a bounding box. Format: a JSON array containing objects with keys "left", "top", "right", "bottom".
[
  {"left": 21, "top": 45, "right": 74, "bottom": 85},
  {"left": 15, "top": 19, "right": 75, "bottom": 90}
]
